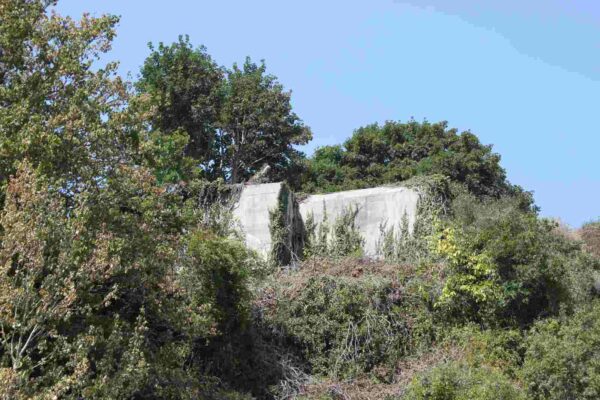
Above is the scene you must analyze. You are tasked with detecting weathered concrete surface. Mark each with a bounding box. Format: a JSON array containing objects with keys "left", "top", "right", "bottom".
[
  {"left": 233, "top": 183, "right": 420, "bottom": 260},
  {"left": 233, "top": 182, "right": 283, "bottom": 258},
  {"left": 232, "top": 182, "right": 304, "bottom": 261},
  {"left": 299, "top": 186, "right": 420, "bottom": 256}
]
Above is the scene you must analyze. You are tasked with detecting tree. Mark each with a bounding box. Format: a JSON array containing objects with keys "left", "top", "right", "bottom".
[
  {"left": 216, "top": 58, "right": 312, "bottom": 183},
  {"left": 0, "top": 3, "right": 258, "bottom": 397},
  {"left": 0, "top": 0, "right": 129, "bottom": 203},
  {"left": 0, "top": 162, "right": 192, "bottom": 398},
  {"left": 136, "top": 36, "right": 223, "bottom": 174},
  {"left": 301, "top": 145, "right": 347, "bottom": 192},
  {"left": 0, "top": 162, "right": 75, "bottom": 380},
  {"left": 137, "top": 42, "right": 311, "bottom": 185},
  {"left": 302, "top": 120, "right": 512, "bottom": 197}
]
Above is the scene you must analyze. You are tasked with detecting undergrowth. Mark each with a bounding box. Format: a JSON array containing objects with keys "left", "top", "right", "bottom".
[{"left": 248, "top": 181, "right": 600, "bottom": 400}]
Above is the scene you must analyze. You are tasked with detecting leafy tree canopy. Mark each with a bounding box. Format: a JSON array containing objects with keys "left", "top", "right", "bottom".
[
  {"left": 301, "top": 120, "right": 515, "bottom": 197},
  {"left": 0, "top": 0, "right": 129, "bottom": 202},
  {"left": 0, "top": 3, "right": 259, "bottom": 397},
  {"left": 218, "top": 58, "right": 312, "bottom": 184},
  {"left": 136, "top": 39, "right": 311, "bottom": 184},
  {"left": 136, "top": 36, "right": 223, "bottom": 166}
]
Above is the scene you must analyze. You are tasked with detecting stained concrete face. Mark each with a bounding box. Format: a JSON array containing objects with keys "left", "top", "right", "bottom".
[
  {"left": 233, "top": 182, "right": 420, "bottom": 261},
  {"left": 233, "top": 182, "right": 283, "bottom": 258},
  {"left": 299, "top": 186, "right": 420, "bottom": 256}
]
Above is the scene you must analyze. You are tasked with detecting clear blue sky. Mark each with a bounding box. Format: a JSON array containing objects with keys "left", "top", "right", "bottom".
[{"left": 55, "top": 0, "right": 599, "bottom": 227}]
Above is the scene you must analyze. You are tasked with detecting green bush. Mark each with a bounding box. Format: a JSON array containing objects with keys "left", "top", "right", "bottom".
[
  {"left": 181, "top": 231, "right": 254, "bottom": 336},
  {"left": 435, "top": 193, "right": 598, "bottom": 327},
  {"left": 521, "top": 301, "right": 600, "bottom": 400},
  {"left": 273, "top": 276, "right": 405, "bottom": 377},
  {"left": 181, "top": 231, "right": 284, "bottom": 397},
  {"left": 264, "top": 269, "right": 437, "bottom": 379},
  {"left": 403, "top": 362, "right": 526, "bottom": 400},
  {"left": 442, "top": 325, "right": 525, "bottom": 379}
]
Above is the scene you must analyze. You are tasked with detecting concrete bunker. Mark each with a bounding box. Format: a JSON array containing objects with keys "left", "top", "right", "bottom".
[
  {"left": 233, "top": 182, "right": 421, "bottom": 262},
  {"left": 232, "top": 182, "right": 304, "bottom": 262},
  {"left": 298, "top": 186, "right": 420, "bottom": 257}
]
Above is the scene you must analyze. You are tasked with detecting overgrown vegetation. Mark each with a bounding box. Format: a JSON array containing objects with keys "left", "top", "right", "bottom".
[
  {"left": 288, "top": 191, "right": 599, "bottom": 399},
  {"left": 303, "top": 206, "right": 365, "bottom": 259},
  {"left": 261, "top": 265, "right": 435, "bottom": 379},
  {"left": 376, "top": 175, "right": 450, "bottom": 265},
  {"left": 1, "top": 1, "right": 598, "bottom": 399}
]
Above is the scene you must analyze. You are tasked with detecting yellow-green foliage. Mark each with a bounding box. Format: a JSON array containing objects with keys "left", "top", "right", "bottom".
[
  {"left": 432, "top": 196, "right": 599, "bottom": 326},
  {"left": 434, "top": 224, "right": 501, "bottom": 306}
]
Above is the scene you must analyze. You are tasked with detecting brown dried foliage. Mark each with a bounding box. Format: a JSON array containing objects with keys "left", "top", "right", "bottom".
[{"left": 579, "top": 220, "right": 600, "bottom": 258}]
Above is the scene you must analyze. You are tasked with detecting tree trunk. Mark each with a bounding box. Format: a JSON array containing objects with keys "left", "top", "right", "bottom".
[{"left": 231, "top": 153, "right": 239, "bottom": 183}]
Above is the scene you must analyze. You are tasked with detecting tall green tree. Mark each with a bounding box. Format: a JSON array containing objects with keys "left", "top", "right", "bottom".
[
  {"left": 218, "top": 58, "right": 311, "bottom": 183},
  {"left": 137, "top": 42, "right": 312, "bottom": 185},
  {"left": 0, "top": 3, "right": 260, "bottom": 398},
  {"left": 136, "top": 36, "right": 223, "bottom": 174}
]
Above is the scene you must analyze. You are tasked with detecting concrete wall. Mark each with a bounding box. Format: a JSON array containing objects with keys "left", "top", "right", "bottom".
[
  {"left": 232, "top": 182, "right": 304, "bottom": 261},
  {"left": 233, "top": 182, "right": 283, "bottom": 258},
  {"left": 233, "top": 182, "right": 420, "bottom": 261},
  {"left": 299, "top": 186, "right": 420, "bottom": 256}
]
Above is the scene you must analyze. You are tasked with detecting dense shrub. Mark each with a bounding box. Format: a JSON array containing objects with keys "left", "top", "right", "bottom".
[
  {"left": 271, "top": 276, "right": 406, "bottom": 377},
  {"left": 521, "top": 301, "right": 600, "bottom": 400},
  {"left": 402, "top": 362, "right": 525, "bottom": 400},
  {"left": 180, "top": 231, "right": 292, "bottom": 398},
  {"left": 396, "top": 325, "right": 526, "bottom": 400},
  {"left": 442, "top": 325, "right": 525, "bottom": 379},
  {"left": 263, "top": 267, "right": 436, "bottom": 379},
  {"left": 434, "top": 193, "right": 598, "bottom": 327},
  {"left": 181, "top": 231, "right": 254, "bottom": 337}
]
